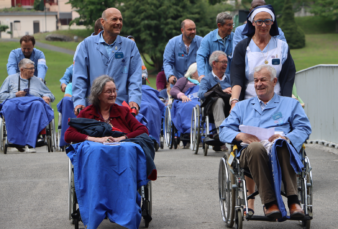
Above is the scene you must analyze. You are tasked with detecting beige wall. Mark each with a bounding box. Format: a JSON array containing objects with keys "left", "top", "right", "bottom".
[
  {"left": 0, "top": 0, "right": 11, "bottom": 9},
  {"left": 0, "top": 15, "right": 56, "bottom": 38}
]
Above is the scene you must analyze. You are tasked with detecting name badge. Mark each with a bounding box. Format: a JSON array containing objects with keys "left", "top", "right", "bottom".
[
  {"left": 272, "top": 58, "right": 280, "bottom": 65},
  {"left": 178, "top": 53, "right": 184, "bottom": 57},
  {"left": 272, "top": 112, "right": 283, "bottom": 120},
  {"left": 115, "top": 52, "right": 124, "bottom": 59}
]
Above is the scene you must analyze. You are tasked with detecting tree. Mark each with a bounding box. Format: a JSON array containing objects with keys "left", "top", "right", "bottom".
[
  {"left": 67, "top": 0, "right": 122, "bottom": 27},
  {"left": 279, "top": 0, "right": 305, "bottom": 49},
  {"left": 0, "top": 25, "right": 9, "bottom": 37},
  {"left": 120, "top": 0, "right": 232, "bottom": 70},
  {"left": 311, "top": 0, "right": 338, "bottom": 33},
  {"left": 33, "top": 0, "right": 44, "bottom": 11}
]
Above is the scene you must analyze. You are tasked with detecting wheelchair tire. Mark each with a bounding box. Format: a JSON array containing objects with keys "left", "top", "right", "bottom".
[
  {"left": 0, "top": 118, "right": 3, "bottom": 152},
  {"left": 190, "top": 105, "right": 200, "bottom": 154},
  {"left": 218, "top": 156, "right": 235, "bottom": 228},
  {"left": 301, "top": 219, "right": 311, "bottom": 229},
  {"left": 203, "top": 141, "right": 208, "bottom": 156},
  {"left": 164, "top": 106, "right": 173, "bottom": 149},
  {"left": 4, "top": 145, "right": 7, "bottom": 155},
  {"left": 235, "top": 209, "right": 243, "bottom": 229}
]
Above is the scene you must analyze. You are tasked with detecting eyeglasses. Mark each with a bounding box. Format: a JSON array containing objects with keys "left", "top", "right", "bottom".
[
  {"left": 254, "top": 19, "right": 273, "bottom": 26},
  {"left": 24, "top": 67, "right": 35, "bottom": 70},
  {"left": 216, "top": 60, "right": 228, "bottom": 64},
  {"left": 103, "top": 89, "right": 118, "bottom": 94}
]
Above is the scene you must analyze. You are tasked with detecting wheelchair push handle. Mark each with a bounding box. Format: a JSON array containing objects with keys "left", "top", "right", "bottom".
[
  {"left": 131, "top": 107, "right": 138, "bottom": 117},
  {"left": 77, "top": 108, "right": 83, "bottom": 115}
]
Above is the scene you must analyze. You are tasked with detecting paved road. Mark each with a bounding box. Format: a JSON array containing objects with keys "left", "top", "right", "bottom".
[
  {"left": 0, "top": 143, "right": 337, "bottom": 229},
  {"left": 0, "top": 38, "right": 75, "bottom": 55}
]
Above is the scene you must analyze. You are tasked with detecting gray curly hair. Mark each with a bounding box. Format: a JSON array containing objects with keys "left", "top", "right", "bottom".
[{"left": 88, "top": 75, "right": 115, "bottom": 107}]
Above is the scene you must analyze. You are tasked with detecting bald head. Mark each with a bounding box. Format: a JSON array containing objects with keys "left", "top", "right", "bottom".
[
  {"left": 102, "top": 8, "right": 121, "bottom": 20},
  {"left": 250, "top": 0, "right": 265, "bottom": 11},
  {"left": 101, "top": 7, "right": 123, "bottom": 40},
  {"left": 181, "top": 19, "right": 195, "bottom": 29},
  {"left": 181, "top": 19, "right": 196, "bottom": 42}
]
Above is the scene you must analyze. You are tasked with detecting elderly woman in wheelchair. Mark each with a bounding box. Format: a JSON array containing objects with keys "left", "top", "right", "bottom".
[
  {"left": 64, "top": 75, "right": 155, "bottom": 229},
  {"left": 218, "top": 65, "right": 312, "bottom": 228},
  {"left": 0, "top": 58, "right": 55, "bottom": 153}
]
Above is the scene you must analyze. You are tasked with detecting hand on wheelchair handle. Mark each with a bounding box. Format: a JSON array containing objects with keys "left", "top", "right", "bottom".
[
  {"left": 74, "top": 105, "right": 85, "bottom": 116},
  {"left": 131, "top": 107, "right": 137, "bottom": 117}
]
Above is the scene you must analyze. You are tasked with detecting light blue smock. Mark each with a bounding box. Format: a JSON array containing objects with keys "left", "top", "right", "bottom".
[
  {"left": 7, "top": 48, "right": 48, "bottom": 80},
  {"left": 163, "top": 34, "right": 203, "bottom": 81},
  {"left": 59, "top": 64, "right": 73, "bottom": 85},
  {"left": 219, "top": 94, "right": 312, "bottom": 152},
  {"left": 65, "top": 83, "right": 72, "bottom": 96},
  {"left": 72, "top": 31, "right": 142, "bottom": 107},
  {"left": 196, "top": 29, "right": 234, "bottom": 77},
  {"left": 0, "top": 73, "right": 55, "bottom": 103},
  {"left": 198, "top": 72, "right": 231, "bottom": 100},
  {"left": 232, "top": 24, "right": 287, "bottom": 55}
]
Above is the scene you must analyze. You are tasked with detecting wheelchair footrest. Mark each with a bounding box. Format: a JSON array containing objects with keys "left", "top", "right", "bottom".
[{"left": 246, "top": 215, "right": 312, "bottom": 221}]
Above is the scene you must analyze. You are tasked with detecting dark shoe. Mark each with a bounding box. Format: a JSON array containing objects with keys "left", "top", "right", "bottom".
[
  {"left": 264, "top": 204, "right": 282, "bottom": 220},
  {"left": 36, "top": 137, "right": 45, "bottom": 147},
  {"left": 289, "top": 203, "right": 305, "bottom": 219},
  {"left": 213, "top": 145, "right": 221, "bottom": 151},
  {"left": 15, "top": 146, "right": 25, "bottom": 152}
]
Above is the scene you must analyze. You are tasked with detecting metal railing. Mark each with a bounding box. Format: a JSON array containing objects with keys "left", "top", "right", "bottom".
[{"left": 295, "top": 64, "right": 338, "bottom": 148}]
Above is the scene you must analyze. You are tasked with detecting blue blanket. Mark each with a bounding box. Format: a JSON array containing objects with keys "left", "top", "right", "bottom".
[
  {"left": 67, "top": 141, "right": 148, "bottom": 229},
  {"left": 270, "top": 139, "right": 304, "bottom": 220},
  {"left": 171, "top": 86, "right": 200, "bottom": 134},
  {"left": 136, "top": 85, "right": 165, "bottom": 143},
  {"left": 57, "top": 97, "right": 76, "bottom": 147},
  {"left": 0, "top": 97, "right": 54, "bottom": 148}
]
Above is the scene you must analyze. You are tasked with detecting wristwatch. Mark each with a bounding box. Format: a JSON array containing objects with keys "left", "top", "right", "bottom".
[{"left": 229, "top": 98, "right": 239, "bottom": 105}]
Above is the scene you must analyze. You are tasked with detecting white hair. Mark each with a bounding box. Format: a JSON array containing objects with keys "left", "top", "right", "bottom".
[
  {"left": 209, "top": 51, "right": 227, "bottom": 67},
  {"left": 184, "top": 63, "right": 197, "bottom": 78},
  {"left": 254, "top": 65, "right": 276, "bottom": 81},
  {"left": 216, "top": 12, "right": 232, "bottom": 25},
  {"left": 18, "top": 58, "right": 34, "bottom": 70}
]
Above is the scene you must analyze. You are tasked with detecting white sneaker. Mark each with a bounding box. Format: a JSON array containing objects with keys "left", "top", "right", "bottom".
[{"left": 25, "top": 146, "right": 36, "bottom": 153}]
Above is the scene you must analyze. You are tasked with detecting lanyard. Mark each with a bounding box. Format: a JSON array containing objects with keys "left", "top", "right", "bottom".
[{"left": 18, "top": 75, "right": 30, "bottom": 91}]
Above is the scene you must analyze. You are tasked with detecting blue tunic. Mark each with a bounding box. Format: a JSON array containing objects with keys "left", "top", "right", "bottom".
[
  {"left": 198, "top": 72, "right": 231, "bottom": 100},
  {"left": 196, "top": 29, "right": 234, "bottom": 77},
  {"left": 163, "top": 34, "right": 202, "bottom": 81},
  {"left": 57, "top": 97, "right": 76, "bottom": 147},
  {"left": 219, "top": 94, "right": 312, "bottom": 152},
  {"left": 59, "top": 64, "right": 73, "bottom": 85},
  {"left": 7, "top": 48, "right": 48, "bottom": 80},
  {"left": 72, "top": 32, "right": 142, "bottom": 107}
]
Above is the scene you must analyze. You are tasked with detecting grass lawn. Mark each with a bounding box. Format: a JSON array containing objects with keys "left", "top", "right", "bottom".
[{"left": 290, "top": 34, "right": 338, "bottom": 71}]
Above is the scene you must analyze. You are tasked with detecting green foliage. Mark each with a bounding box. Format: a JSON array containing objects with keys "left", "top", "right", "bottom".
[
  {"left": 295, "top": 16, "right": 336, "bottom": 34},
  {"left": 33, "top": 0, "right": 44, "bottom": 11},
  {"left": 239, "top": 0, "right": 310, "bottom": 16},
  {"left": 279, "top": 0, "right": 305, "bottom": 49},
  {"left": 120, "top": 0, "right": 232, "bottom": 70},
  {"left": 67, "top": 0, "right": 122, "bottom": 27},
  {"left": 0, "top": 7, "right": 35, "bottom": 12},
  {"left": 311, "top": 0, "right": 338, "bottom": 33},
  {"left": 0, "top": 25, "right": 9, "bottom": 32}
]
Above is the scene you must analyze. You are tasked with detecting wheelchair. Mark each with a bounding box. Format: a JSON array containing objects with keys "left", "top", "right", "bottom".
[
  {"left": 218, "top": 144, "right": 313, "bottom": 229},
  {"left": 0, "top": 113, "right": 56, "bottom": 154},
  {"left": 68, "top": 158, "right": 153, "bottom": 229},
  {"left": 163, "top": 103, "right": 191, "bottom": 150},
  {"left": 190, "top": 104, "right": 225, "bottom": 156}
]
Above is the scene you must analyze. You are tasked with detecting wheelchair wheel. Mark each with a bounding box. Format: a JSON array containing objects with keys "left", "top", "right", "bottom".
[
  {"left": 218, "top": 156, "right": 235, "bottom": 228},
  {"left": 57, "top": 113, "right": 62, "bottom": 151},
  {"left": 235, "top": 209, "right": 243, "bottom": 229},
  {"left": 164, "top": 106, "right": 173, "bottom": 149},
  {"left": 0, "top": 118, "right": 4, "bottom": 152},
  {"left": 203, "top": 141, "right": 208, "bottom": 156},
  {"left": 68, "top": 159, "right": 75, "bottom": 220},
  {"left": 301, "top": 219, "right": 311, "bottom": 229},
  {"left": 190, "top": 105, "right": 200, "bottom": 154},
  {"left": 139, "top": 181, "right": 152, "bottom": 228}
]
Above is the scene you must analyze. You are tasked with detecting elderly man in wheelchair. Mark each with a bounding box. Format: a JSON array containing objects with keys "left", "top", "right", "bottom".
[
  {"left": 0, "top": 58, "right": 55, "bottom": 153},
  {"left": 64, "top": 75, "right": 156, "bottom": 229},
  {"left": 219, "top": 65, "right": 312, "bottom": 226},
  {"left": 197, "top": 50, "right": 232, "bottom": 152}
]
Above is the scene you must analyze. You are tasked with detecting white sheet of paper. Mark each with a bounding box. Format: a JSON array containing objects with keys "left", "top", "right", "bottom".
[{"left": 239, "top": 125, "right": 275, "bottom": 141}]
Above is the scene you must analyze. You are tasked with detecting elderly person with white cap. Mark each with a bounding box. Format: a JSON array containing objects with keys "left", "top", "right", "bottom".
[
  {"left": 170, "top": 62, "right": 199, "bottom": 102},
  {"left": 230, "top": 5, "right": 296, "bottom": 110}
]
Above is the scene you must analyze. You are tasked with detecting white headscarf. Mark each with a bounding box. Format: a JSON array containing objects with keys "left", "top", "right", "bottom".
[{"left": 248, "top": 8, "right": 275, "bottom": 22}]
